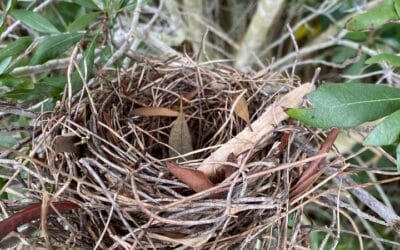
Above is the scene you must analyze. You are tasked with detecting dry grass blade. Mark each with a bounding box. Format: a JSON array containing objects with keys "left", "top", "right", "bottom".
[
  {"left": 168, "top": 102, "right": 193, "bottom": 160},
  {"left": 131, "top": 107, "right": 179, "bottom": 117},
  {"left": 233, "top": 93, "right": 253, "bottom": 131},
  {"left": 165, "top": 161, "right": 215, "bottom": 193}
]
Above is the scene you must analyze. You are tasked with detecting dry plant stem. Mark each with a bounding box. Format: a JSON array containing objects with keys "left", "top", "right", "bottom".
[
  {"left": 0, "top": 103, "right": 37, "bottom": 118},
  {"left": 326, "top": 168, "right": 400, "bottom": 231},
  {"left": 198, "top": 83, "right": 314, "bottom": 177},
  {"left": 235, "top": 0, "right": 285, "bottom": 70},
  {"left": 291, "top": 128, "right": 340, "bottom": 193},
  {"left": 0, "top": 201, "right": 79, "bottom": 240}
]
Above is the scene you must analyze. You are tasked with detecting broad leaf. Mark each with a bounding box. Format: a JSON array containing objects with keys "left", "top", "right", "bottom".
[
  {"left": 0, "top": 37, "right": 34, "bottom": 62},
  {"left": 346, "top": 0, "right": 399, "bottom": 31},
  {"left": 395, "top": 0, "right": 400, "bottom": 17},
  {"left": 67, "top": 12, "right": 100, "bottom": 32},
  {"left": 364, "top": 109, "right": 400, "bottom": 145},
  {"left": 287, "top": 83, "right": 400, "bottom": 128},
  {"left": 31, "top": 33, "right": 83, "bottom": 65},
  {"left": 366, "top": 53, "right": 400, "bottom": 67},
  {"left": 12, "top": 9, "right": 60, "bottom": 34},
  {"left": 70, "top": 0, "right": 100, "bottom": 9}
]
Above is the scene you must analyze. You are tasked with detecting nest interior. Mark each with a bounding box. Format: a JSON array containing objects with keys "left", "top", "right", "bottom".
[{"left": 10, "top": 60, "right": 315, "bottom": 249}]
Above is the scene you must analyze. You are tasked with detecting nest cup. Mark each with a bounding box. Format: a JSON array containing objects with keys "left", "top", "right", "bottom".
[{"left": 27, "top": 59, "right": 298, "bottom": 248}]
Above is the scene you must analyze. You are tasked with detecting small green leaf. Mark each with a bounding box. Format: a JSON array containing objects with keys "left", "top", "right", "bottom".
[
  {"left": 364, "top": 109, "right": 400, "bottom": 145},
  {"left": 0, "top": 74, "right": 29, "bottom": 88},
  {"left": 0, "top": 56, "right": 12, "bottom": 75},
  {"left": 346, "top": 0, "right": 399, "bottom": 31},
  {"left": 287, "top": 83, "right": 400, "bottom": 128},
  {"left": 12, "top": 9, "right": 60, "bottom": 34},
  {"left": 366, "top": 53, "right": 400, "bottom": 67},
  {"left": 394, "top": 0, "right": 400, "bottom": 17},
  {"left": 4, "top": 76, "right": 66, "bottom": 101},
  {"left": 70, "top": 0, "right": 100, "bottom": 9},
  {"left": 31, "top": 33, "right": 83, "bottom": 65},
  {"left": 0, "top": 0, "right": 16, "bottom": 34},
  {"left": 0, "top": 134, "right": 17, "bottom": 147},
  {"left": 67, "top": 12, "right": 100, "bottom": 32},
  {"left": 396, "top": 144, "right": 400, "bottom": 172},
  {"left": 84, "top": 32, "right": 99, "bottom": 74},
  {"left": 0, "top": 36, "right": 34, "bottom": 62}
]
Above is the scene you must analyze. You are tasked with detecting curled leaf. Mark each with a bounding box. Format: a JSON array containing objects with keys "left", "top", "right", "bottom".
[
  {"left": 233, "top": 93, "right": 253, "bottom": 131},
  {"left": 132, "top": 107, "right": 179, "bottom": 117},
  {"left": 166, "top": 161, "right": 215, "bottom": 193}
]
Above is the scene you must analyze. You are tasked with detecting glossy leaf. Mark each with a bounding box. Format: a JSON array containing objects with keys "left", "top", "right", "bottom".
[
  {"left": 364, "top": 109, "right": 400, "bottom": 145},
  {"left": 12, "top": 9, "right": 60, "bottom": 34},
  {"left": 30, "top": 33, "right": 83, "bottom": 65},
  {"left": 287, "top": 83, "right": 400, "bottom": 128},
  {"left": 346, "top": 0, "right": 399, "bottom": 31},
  {"left": 67, "top": 12, "right": 100, "bottom": 32},
  {"left": 132, "top": 107, "right": 179, "bottom": 117},
  {"left": 366, "top": 53, "right": 400, "bottom": 67},
  {"left": 166, "top": 161, "right": 215, "bottom": 193},
  {"left": 0, "top": 36, "right": 34, "bottom": 62}
]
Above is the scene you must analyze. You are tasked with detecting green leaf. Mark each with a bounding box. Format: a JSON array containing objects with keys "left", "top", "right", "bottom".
[
  {"left": 12, "top": 9, "right": 60, "bottom": 34},
  {"left": 70, "top": 0, "right": 100, "bottom": 9},
  {"left": 0, "top": 56, "right": 12, "bottom": 75},
  {"left": 346, "top": 0, "right": 399, "bottom": 31},
  {"left": 0, "top": 36, "right": 34, "bottom": 62},
  {"left": 395, "top": 0, "right": 400, "bottom": 17},
  {"left": 0, "top": 134, "right": 17, "bottom": 147},
  {"left": 287, "top": 83, "right": 400, "bottom": 128},
  {"left": 364, "top": 109, "right": 400, "bottom": 145},
  {"left": 31, "top": 33, "right": 83, "bottom": 65},
  {"left": 67, "top": 12, "right": 100, "bottom": 32},
  {"left": 84, "top": 32, "right": 98, "bottom": 75},
  {"left": 397, "top": 144, "right": 400, "bottom": 172},
  {"left": 4, "top": 76, "right": 66, "bottom": 101},
  {"left": 0, "top": 74, "right": 29, "bottom": 88},
  {"left": 0, "top": 0, "right": 16, "bottom": 34},
  {"left": 365, "top": 53, "right": 400, "bottom": 67}
]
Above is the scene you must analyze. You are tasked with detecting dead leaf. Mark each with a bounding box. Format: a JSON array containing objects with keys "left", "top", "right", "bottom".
[
  {"left": 166, "top": 161, "right": 215, "bottom": 193},
  {"left": 132, "top": 107, "right": 179, "bottom": 117},
  {"left": 233, "top": 93, "right": 253, "bottom": 131},
  {"left": 209, "top": 152, "right": 237, "bottom": 184},
  {"left": 168, "top": 100, "right": 193, "bottom": 160},
  {"left": 52, "top": 133, "right": 81, "bottom": 153}
]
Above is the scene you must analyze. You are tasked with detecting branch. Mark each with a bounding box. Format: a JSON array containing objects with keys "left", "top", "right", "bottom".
[
  {"left": 198, "top": 83, "right": 315, "bottom": 177},
  {"left": 235, "top": 0, "right": 285, "bottom": 71}
]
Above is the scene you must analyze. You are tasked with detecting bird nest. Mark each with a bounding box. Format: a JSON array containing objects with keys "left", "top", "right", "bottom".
[{"left": 2, "top": 58, "right": 322, "bottom": 249}]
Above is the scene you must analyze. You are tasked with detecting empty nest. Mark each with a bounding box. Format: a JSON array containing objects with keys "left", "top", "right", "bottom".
[{"left": 3, "top": 58, "right": 321, "bottom": 249}]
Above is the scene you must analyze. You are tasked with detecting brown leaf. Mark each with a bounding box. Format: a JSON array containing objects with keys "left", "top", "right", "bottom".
[
  {"left": 132, "top": 107, "right": 179, "bottom": 117},
  {"left": 233, "top": 94, "right": 253, "bottom": 131},
  {"left": 52, "top": 133, "right": 81, "bottom": 153},
  {"left": 166, "top": 161, "right": 215, "bottom": 193},
  {"left": 0, "top": 201, "right": 79, "bottom": 240},
  {"left": 168, "top": 105, "right": 193, "bottom": 160}
]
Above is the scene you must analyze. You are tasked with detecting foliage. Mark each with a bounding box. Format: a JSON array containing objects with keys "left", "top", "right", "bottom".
[{"left": 289, "top": 0, "right": 400, "bottom": 170}]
